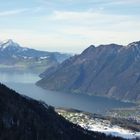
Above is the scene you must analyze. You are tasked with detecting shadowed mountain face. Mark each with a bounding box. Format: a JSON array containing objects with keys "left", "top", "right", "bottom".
[
  {"left": 0, "top": 84, "right": 124, "bottom": 140},
  {"left": 37, "top": 41, "right": 140, "bottom": 101},
  {"left": 0, "top": 39, "right": 70, "bottom": 73}
]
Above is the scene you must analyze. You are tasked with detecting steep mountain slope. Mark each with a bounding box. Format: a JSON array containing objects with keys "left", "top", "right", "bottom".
[
  {"left": 0, "top": 39, "right": 70, "bottom": 73},
  {"left": 37, "top": 41, "right": 140, "bottom": 101},
  {"left": 0, "top": 83, "right": 123, "bottom": 140}
]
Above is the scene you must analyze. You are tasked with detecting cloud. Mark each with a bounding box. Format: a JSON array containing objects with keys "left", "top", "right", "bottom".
[
  {"left": 0, "top": 9, "right": 28, "bottom": 17},
  {"left": 1, "top": 26, "right": 140, "bottom": 53},
  {"left": 109, "top": 0, "right": 140, "bottom": 4},
  {"left": 34, "top": 9, "right": 140, "bottom": 52},
  {"left": 49, "top": 10, "right": 140, "bottom": 30},
  {"left": 0, "top": 29, "right": 84, "bottom": 53},
  {"left": 40, "top": 0, "right": 140, "bottom": 6},
  {"left": 0, "top": 1, "right": 139, "bottom": 53}
]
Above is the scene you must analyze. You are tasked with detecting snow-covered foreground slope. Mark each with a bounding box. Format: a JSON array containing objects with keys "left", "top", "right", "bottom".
[
  {"left": 79, "top": 119, "right": 140, "bottom": 139},
  {"left": 57, "top": 109, "right": 140, "bottom": 139}
]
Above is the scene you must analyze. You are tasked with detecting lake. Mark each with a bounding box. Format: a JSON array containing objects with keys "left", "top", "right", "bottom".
[{"left": 0, "top": 72, "right": 135, "bottom": 115}]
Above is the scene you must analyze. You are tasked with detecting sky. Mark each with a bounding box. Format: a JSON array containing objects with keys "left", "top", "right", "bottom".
[{"left": 0, "top": 0, "right": 140, "bottom": 53}]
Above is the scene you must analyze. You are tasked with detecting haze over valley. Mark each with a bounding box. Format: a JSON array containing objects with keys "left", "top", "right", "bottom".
[{"left": 0, "top": 39, "right": 70, "bottom": 74}]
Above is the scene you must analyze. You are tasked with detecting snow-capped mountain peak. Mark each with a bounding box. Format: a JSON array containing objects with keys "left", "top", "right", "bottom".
[
  {"left": 0, "top": 39, "right": 71, "bottom": 66},
  {"left": 0, "top": 39, "right": 20, "bottom": 51}
]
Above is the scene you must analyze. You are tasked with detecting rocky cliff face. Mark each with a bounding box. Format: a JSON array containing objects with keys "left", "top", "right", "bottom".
[
  {"left": 0, "top": 84, "right": 124, "bottom": 140},
  {"left": 37, "top": 41, "right": 140, "bottom": 101}
]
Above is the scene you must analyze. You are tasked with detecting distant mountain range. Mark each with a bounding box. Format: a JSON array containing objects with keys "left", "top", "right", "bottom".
[
  {"left": 0, "top": 39, "right": 70, "bottom": 73},
  {"left": 0, "top": 83, "right": 123, "bottom": 140},
  {"left": 37, "top": 41, "right": 140, "bottom": 102}
]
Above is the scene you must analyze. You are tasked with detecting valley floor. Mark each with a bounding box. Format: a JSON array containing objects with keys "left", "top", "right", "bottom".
[{"left": 56, "top": 108, "right": 140, "bottom": 139}]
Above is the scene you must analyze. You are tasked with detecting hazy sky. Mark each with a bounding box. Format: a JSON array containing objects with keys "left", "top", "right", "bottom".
[{"left": 0, "top": 0, "right": 140, "bottom": 53}]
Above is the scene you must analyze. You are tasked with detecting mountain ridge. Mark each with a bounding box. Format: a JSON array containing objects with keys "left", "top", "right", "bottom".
[
  {"left": 37, "top": 41, "right": 140, "bottom": 102},
  {"left": 0, "top": 39, "right": 71, "bottom": 73}
]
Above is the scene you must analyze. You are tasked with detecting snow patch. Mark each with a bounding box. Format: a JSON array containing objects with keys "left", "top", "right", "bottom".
[{"left": 40, "top": 56, "right": 48, "bottom": 60}]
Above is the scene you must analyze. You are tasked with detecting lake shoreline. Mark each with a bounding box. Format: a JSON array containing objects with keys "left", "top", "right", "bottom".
[{"left": 0, "top": 72, "right": 136, "bottom": 115}]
